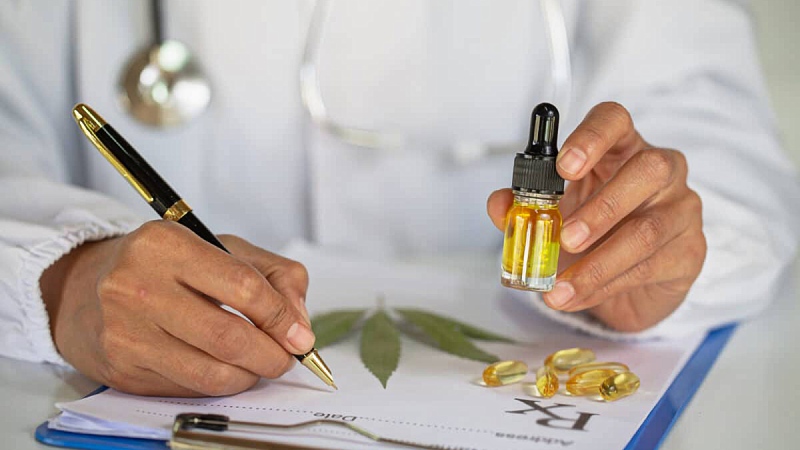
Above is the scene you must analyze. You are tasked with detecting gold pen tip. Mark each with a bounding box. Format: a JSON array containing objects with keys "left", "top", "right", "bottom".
[{"left": 299, "top": 348, "right": 336, "bottom": 389}]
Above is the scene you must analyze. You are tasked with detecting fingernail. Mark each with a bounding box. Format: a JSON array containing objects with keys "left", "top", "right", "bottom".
[
  {"left": 545, "top": 281, "right": 575, "bottom": 309},
  {"left": 287, "top": 322, "right": 315, "bottom": 354},
  {"left": 557, "top": 148, "right": 587, "bottom": 176},
  {"left": 561, "top": 220, "right": 590, "bottom": 250}
]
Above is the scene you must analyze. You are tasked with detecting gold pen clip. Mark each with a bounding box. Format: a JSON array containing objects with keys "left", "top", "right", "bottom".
[{"left": 72, "top": 103, "right": 154, "bottom": 203}]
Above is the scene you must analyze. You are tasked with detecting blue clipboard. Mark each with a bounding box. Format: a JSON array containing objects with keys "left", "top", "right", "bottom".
[
  {"left": 35, "top": 386, "right": 168, "bottom": 450},
  {"left": 35, "top": 324, "right": 737, "bottom": 450},
  {"left": 625, "top": 324, "right": 736, "bottom": 449}
]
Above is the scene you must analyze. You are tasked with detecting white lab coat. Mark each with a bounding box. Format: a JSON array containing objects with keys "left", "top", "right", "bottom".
[{"left": 1, "top": 0, "right": 798, "bottom": 366}]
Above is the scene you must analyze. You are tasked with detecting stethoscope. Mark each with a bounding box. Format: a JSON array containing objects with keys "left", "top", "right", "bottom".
[
  {"left": 117, "top": 0, "right": 211, "bottom": 127},
  {"left": 118, "top": 0, "right": 571, "bottom": 162}
]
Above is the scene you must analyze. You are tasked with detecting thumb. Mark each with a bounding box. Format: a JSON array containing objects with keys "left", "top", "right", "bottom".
[{"left": 487, "top": 188, "right": 513, "bottom": 231}]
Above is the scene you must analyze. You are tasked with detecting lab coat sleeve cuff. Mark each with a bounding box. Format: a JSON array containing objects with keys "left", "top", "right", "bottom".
[
  {"left": 517, "top": 290, "right": 716, "bottom": 342},
  {"left": 517, "top": 253, "right": 794, "bottom": 342},
  {"left": 517, "top": 293, "right": 682, "bottom": 341},
  {"left": 9, "top": 212, "right": 142, "bottom": 366}
]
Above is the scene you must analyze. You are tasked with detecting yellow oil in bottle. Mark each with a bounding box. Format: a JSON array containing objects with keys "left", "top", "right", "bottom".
[{"left": 501, "top": 195, "right": 562, "bottom": 292}]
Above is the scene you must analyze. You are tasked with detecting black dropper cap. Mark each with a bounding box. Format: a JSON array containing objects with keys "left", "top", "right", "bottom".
[{"left": 511, "top": 103, "right": 565, "bottom": 195}]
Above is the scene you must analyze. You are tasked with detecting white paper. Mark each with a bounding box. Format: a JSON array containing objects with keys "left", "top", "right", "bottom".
[{"left": 51, "top": 242, "right": 705, "bottom": 450}]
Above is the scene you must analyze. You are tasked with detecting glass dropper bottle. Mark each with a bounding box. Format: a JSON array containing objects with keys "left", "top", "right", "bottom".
[{"left": 500, "top": 103, "right": 566, "bottom": 292}]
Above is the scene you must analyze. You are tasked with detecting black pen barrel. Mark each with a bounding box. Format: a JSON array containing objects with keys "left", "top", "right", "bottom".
[
  {"left": 95, "top": 124, "right": 181, "bottom": 217},
  {"left": 95, "top": 124, "right": 227, "bottom": 253},
  {"left": 178, "top": 212, "right": 228, "bottom": 253}
]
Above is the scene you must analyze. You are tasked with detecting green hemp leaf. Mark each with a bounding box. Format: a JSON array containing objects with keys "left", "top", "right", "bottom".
[
  {"left": 311, "top": 309, "right": 366, "bottom": 349},
  {"left": 360, "top": 310, "right": 401, "bottom": 388},
  {"left": 394, "top": 308, "right": 516, "bottom": 343},
  {"left": 395, "top": 308, "right": 499, "bottom": 364},
  {"left": 310, "top": 304, "right": 514, "bottom": 388}
]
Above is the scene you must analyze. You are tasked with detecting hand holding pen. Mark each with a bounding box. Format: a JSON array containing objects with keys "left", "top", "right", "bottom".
[{"left": 39, "top": 104, "right": 334, "bottom": 397}]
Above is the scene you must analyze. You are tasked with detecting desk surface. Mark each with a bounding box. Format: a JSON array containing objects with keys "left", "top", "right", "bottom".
[
  {"left": 4, "top": 264, "right": 798, "bottom": 450},
  {"left": 660, "top": 263, "right": 800, "bottom": 449}
]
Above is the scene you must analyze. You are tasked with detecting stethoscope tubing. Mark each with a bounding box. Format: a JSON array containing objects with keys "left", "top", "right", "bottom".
[
  {"left": 124, "top": 0, "right": 572, "bottom": 154},
  {"left": 299, "top": 0, "right": 573, "bottom": 158}
]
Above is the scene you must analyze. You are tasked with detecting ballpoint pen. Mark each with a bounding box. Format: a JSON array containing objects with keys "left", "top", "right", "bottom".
[{"left": 71, "top": 103, "right": 336, "bottom": 390}]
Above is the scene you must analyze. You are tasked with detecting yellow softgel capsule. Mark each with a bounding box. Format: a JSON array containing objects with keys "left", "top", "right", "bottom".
[
  {"left": 600, "top": 372, "right": 641, "bottom": 401},
  {"left": 535, "top": 366, "right": 558, "bottom": 398},
  {"left": 544, "top": 348, "right": 596, "bottom": 373},
  {"left": 566, "top": 368, "right": 617, "bottom": 396},
  {"left": 482, "top": 360, "right": 528, "bottom": 387},
  {"left": 568, "top": 361, "right": 630, "bottom": 377}
]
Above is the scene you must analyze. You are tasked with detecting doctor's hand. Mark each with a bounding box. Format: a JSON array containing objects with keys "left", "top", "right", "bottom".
[
  {"left": 487, "top": 102, "right": 706, "bottom": 332},
  {"left": 40, "top": 220, "right": 312, "bottom": 396}
]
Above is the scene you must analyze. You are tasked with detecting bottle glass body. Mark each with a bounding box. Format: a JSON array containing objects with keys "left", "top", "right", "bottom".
[{"left": 500, "top": 191, "right": 562, "bottom": 291}]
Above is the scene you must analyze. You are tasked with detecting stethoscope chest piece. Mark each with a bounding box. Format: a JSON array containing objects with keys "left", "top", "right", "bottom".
[
  {"left": 117, "top": 39, "right": 211, "bottom": 128},
  {"left": 117, "top": 0, "right": 211, "bottom": 128}
]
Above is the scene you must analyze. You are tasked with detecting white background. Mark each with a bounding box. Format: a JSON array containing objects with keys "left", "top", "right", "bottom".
[
  {"left": 752, "top": 0, "right": 800, "bottom": 167},
  {"left": 662, "top": 4, "right": 800, "bottom": 449}
]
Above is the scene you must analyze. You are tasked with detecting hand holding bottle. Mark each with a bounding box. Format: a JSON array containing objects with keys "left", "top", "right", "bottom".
[{"left": 487, "top": 102, "right": 706, "bottom": 332}]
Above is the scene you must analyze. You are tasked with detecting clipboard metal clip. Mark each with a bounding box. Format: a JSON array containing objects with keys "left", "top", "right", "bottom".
[{"left": 170, "top": 413, "right": 445, "bottom": 450}]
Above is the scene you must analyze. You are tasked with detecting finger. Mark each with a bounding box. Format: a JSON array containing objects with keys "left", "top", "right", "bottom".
[
  {"left": 141, "top": 327, "right": 261, "bottom": 397},
  {"left": 588, "top": 278, "right": 698, "bottom": 333},
  {"left": 220, "top": 235, "right": 310, "bottom": 324},
  {"left": 91, "top": 322, "right": 220, "bottom": 397},
  {"left": 557, "top": 102, "right": 646, "bottom": 180},
  {"left": 487, "top": 188, "right": 513, "bottom": 231},
  {"left": 106, "top": 366, "right": 205, "bottom": 397},
  {"left": 561, "top": 227, "right": 705, "bottom": 314},
  {"left": 144, "top": 282, "right": 295, "bottom": 379},
  {"left": 146, "top": 222, "right": 315, "bottom": 355},
  {"left": 543, "top": 203, "right": 695, "bottom": 311},
  {"left": 189, "top": 256, "right": 315, "bottom": 356},
  {"left": 560, "top": 149, "right": 685, "bottom": 253}
]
